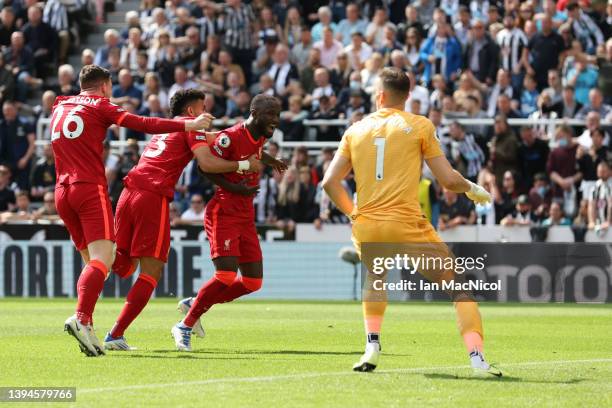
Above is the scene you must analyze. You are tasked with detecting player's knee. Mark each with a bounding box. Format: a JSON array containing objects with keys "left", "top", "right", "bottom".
[
  {"left": 113, "top": 249, "right": 137, "bottom": 279},
  {"left": 214, "top": 270, "right": 237, "bottom": 285},
  {"left": 241, "top": 276, "right": 262, "bottom": 293},
  {"left": 139, "top": 257, "right": 165, "bottom": 281}
]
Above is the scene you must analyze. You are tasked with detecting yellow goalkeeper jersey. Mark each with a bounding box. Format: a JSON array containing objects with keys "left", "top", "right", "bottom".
[{"left": 337, "top": 107, "right": 444, "bottom": 222}]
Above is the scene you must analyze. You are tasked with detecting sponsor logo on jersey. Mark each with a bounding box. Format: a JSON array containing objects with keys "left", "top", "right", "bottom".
[{"left": 195, "top": 135, "right": 206, "bottom": 140}]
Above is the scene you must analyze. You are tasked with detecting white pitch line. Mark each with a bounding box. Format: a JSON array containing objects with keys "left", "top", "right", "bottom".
[{"left": 78, "top": 358, "right": 612, "bottom": 394}]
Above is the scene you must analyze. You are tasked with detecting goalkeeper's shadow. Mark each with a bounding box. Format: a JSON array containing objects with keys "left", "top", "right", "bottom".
[{"left": 422, "top": 373, "right": 586, "bottom": 384}]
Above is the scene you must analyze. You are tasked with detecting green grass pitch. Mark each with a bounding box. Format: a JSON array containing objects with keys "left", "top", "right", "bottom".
[{"left": 0, "top": 299, "right": 611, "bottom": 407}]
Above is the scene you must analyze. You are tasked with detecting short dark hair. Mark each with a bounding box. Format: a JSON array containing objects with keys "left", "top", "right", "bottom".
[
  {"left": 169, "top": 89, "right": 206, "bottom": 117},
  {"left": 250, "top": 93, "right": 281, "bottom": 113},
  {"left": 79, "top": 64, "right": 111, "bottom": 90},
  {"left": 379, "top": 67, "right": 410, "bottom": 101}
]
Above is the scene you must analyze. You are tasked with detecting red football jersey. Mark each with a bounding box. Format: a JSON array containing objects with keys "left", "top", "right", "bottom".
[
  {"left": 124, "top": 116, "right": 208, "bottom": 198},
  {"left": 50, "top": 95, "right": 128, "bottom": 185},
  {"left": 209, "top": 122, "right": 265, "bottom": 218}
]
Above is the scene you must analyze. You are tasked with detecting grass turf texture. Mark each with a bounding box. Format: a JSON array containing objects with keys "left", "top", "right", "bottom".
[{"left": 0, "top": 299, "right": 610, "bottom": 407}]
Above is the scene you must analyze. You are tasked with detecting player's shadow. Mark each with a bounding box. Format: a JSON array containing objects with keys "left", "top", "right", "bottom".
[
  {"left": 423, "top": 373, "right": 586, "bottom": 384},
  {"left": 110, "top": 353, "right": 258, "bottom": 361},
  {"left": 155, "top": 348, "right": 410, "bottom": 357}
]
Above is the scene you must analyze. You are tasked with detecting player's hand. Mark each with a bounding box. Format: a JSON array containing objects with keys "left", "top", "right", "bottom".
[
  {"left": 186, "top": 113, "right": 215, "bottom": 131},
  {"left": 229, "top": 180, "right": 260, "bottom": 196},
  {"left": 247, "top": 155, "right": 263, "bottom": 173},
  {"left": 465, "top": 181, "right": 491, "bottom": 205},
  {"left": 268, "top": 158, "right": 288, "bottom": 175}
]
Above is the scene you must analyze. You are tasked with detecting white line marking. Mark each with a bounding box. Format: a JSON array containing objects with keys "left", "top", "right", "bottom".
[{"left": 79, "top": 358, "right": 612, "bottom": 394}]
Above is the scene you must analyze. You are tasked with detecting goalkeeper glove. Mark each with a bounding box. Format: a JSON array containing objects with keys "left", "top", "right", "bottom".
[{"left": 465, "top": 181, "right": 492, "bottom": 205}]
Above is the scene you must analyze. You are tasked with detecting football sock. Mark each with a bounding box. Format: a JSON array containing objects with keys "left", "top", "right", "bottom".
[
  {"left": 75, "top": 260, "right": 108, "bottom": 326},
  {"left": 112, "top": 248, "right": 136, "bottom": 279},
  {"left": 182, "top": 270, "right": 237, "bottom": 328},
  {"left": 213, "top": 276, "right": 263, "bottom": 304},
  {"left": 455, "top": 301, "right": 484, "bottom": 352},
  {"left": 363, "top": 300, "right": 387, "bottom": 344},
  {"left": 110, "top": 273, "right": 158, "bottom": 338}
]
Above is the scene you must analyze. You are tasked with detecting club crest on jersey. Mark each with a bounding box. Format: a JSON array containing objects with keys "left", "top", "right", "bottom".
[
  {"left": 224, "top": 239, "right": 231, "bottom": 251},
  {"left": 218, "top": 135, "right": 231, "bottom": 148}
]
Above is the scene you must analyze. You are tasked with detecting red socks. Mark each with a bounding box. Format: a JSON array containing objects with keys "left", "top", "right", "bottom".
[
  {"left": 75, "top": 260, "right": 108, "bottom": 325},
  {"left": 183, "top": 271, "right": 237, "bottom": 327},
  {"left": 110, "top": 274, "right": 158, "bottom": 338},
  {"left": 213, "top": 276, "right": 262, "bottom": 304}
]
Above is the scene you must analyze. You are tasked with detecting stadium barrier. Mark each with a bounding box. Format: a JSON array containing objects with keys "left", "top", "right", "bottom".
[{"left": 1, "top": 237, "right": 610, "bottom": 302}]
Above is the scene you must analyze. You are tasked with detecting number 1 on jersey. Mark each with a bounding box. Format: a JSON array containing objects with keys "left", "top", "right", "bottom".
[{"left": 374, "top": 137, "right": 385, "bottom": 181}]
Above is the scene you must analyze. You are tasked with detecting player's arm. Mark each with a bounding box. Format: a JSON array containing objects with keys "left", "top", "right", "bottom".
[
  {"left": 114, "top": 111, "right": 214, "bottom": 134},
  {"left": 192, "top": 145, "right": 262, "bottom": 174},
  {"left": 425, "top": 155, "right": 491, "bottom": 205},
  {"left": 321, "top": 153, "right": 354, "bottom": 217},
  {"left": 202, "top": 172, "right": 260, "bottom": 196}
]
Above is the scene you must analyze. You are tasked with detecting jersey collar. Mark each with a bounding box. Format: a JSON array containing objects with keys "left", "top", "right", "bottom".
[{"left": 242, "top": 123, "right": 259, "bottom": 145}]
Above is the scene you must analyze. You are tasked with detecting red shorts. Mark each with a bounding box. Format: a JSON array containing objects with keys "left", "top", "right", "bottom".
[
  {"left": 115, "top": 187, "right": 171, "bottom": 262},
  {"left": 55, "top": 182, "right": 114, "bottom": 251},
  {"left": 204, "top": 198, "right": 262, "bottom": 264}
]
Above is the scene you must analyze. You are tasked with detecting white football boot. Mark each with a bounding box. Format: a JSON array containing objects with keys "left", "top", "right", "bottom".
[
  {"left": 353, "top": 342, "right": 381, "bottom": 372},
  {"left": 85, "top": 324, "right": 106, "bottom": 356},
  {"left": 104, "top": 333, "right": 136, "bottom": 351},
  {"left": 470, "top": 349, "right": 503, "bottom": 377},
  {"left": 64, "top": 315, "right": 98, "bottom": 357},
  {"left": 171, "top": 323, "right": 193, "bottom": 352},
  {"left": 177, "top": 297, "right": 205, "bottom": 338}
]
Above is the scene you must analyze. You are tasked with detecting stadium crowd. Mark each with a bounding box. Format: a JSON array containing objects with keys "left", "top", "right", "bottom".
[{"left": 0, "top": 0, "right": 610, "bottom": 235}]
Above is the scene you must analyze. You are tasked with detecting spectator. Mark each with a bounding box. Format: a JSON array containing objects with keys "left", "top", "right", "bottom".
[
  {"left": 548, "top": 126, "right": 582, "bottom": 216},
  {"left": 139, "top": 94, "right": 166, "bottom": 118},
  {"left": 112, "top": 69, "right": 143, "bottom": 109},
  {"left": 366, "top": 8, "right": 391, "bottom": 49},
  {"left": 465, "top": 19, "right": 499, "bottom": 85},
  {"left": 577, "top": 111, "right": 610, "bottom": 149},
  {"left": 494, "top": 170, "right": 520, "bottom": 223},
  {"left": 21, "top": 5, "right": 56, "bottom": 78},
  {"left": 565, "top": 58, "right": 599, "bottom": 106},
  {"left": 448, "top": 121, "right": 485, "bottom": 182},
  {"left": 336, "top": 3, "right": 367, "bottom": 46},
  {"left": 542, "top": 201, "right": 572, "bottom": 226},
  {"left": 523, "top": 16, "right": 565, "bottom": 90},
  {"left": 226, "top": 90, "right": 251, "bottom": 120},
  {"left": 518, "top": 126, "right": 550, "bottom": 188},
  {"left": 30, "top": 143, "right": 55, "bottom": 202},
  {"left": 50, "top": 64, "right": 79, "bottom": 97},
  {"left": 420, "top": 22, "right": 462, "bottom": 85},
  {"left": 314, "top": 26, "right": 343, "bottom": 69},
  {"left": 496, "top": 12, "right": 528, "bottom": 91},
  {"left": 577, "top": 128, "right": 611, "bottom": 187},
  {"left": 453, "top": 72, "right": 483, "bottom": 112},
  {"left": 307, "top": 67, "right": 334, "bottom": 110},
  {"left": 94, "top": 29, "right": 121, "bottom": 67},
  {"left": 42, "top": 0, "right": 71, "bottom": 64},
  {"left": 309, "top": 95, "right": 339, "bottom": 141},
  {"left": 169, "top": 65, "right": 200, "bottom": 100},
  {"left": 0, "top": 52, "right": 15, "bottom": 103},
  {"left": 279, "top": 95, "right": 307, "bottom": 142},
  {"left": 0, "top": 101, "right": 35, "bottom": 189},
  {"left": 360, "top": 52, "right": 383, "bottom": 95},
  {"left": 267, "top": 44, "right": 299, "bottom": 97},
  {"left": 4, "top": 31, "right": 40, "bottom": 101},
  {"left": 438, "top": 188, "right": 476, "bottom": 231},
  {"left": 32, "top": 191, "right": 59, "bottom": 222},
  {"left": 588, "top": 161, "right": 611, "bottom": 232},
  {"left": 490, "top": 116, "right": 520, "bottom": 186},
  {"left": 566, "top": 1, "right": 604, "bottom": 55},
  {"left": 180, "top": 26, "right": 205, "bottom": 74},
  {"left": 487, "top": 69, "right": 514, "bottom": 117},
  {"left": 528, "top": 173, "right": 553, "bottom": 221},
  {"left": 311, "top": 6, "right": 337, "bottom": 44},
  {"left": 290, "top": 26, "right": 312, "bottom": 67},
  {"left": 330, "top": 52, "right": 353, "bottom": 93},
  {"left": 576, "top": 88, "right": 612, "bottom": 119},
  {"left": 556, "top": 85, "right": 583, "bottom": 118},
  {"left": 142, "top": 72, "right": 169, "bottom": 112},
  {"left": 179, "top": 193, "right": 206, "bottom": 224},
  {"left": 212, "top": 49, "right": 245, "bottom": 90},
  {"left": 405, "top": 70, "right": 429, "bottom": 115},
  {"left": 283, "top": 6, "right": 302, "bottom": 48},
  {"left": 344, "top": 31, "right": 372, "bottom": 72},
  {"left": 276, "top": 166, "right": 317, "bottom": 233},
  {"left": 403, "top": 27, "right": 423, "bottom": 73},
  {"left": 0, "top": 190, "right": 32, "bottom": 223},
  {"left": 453, "top": 5, "right": 472, "bottom": 49},
  {"left": 0, "top": 7, "right": 16, "bottom": 47},
  {"left": 543, "top": 69, "right": 563, "bottom": 105},
  {"left": 0, "top": 164, "right": 15, "bottom": 211},
  {"left": 501, "top": 194, "right": 536, "bottom": 226},
  {"left": 120, "top": 27, "right": 145, "bottom": 71},
  {"left": 520, "top": 74, "right": 539, "bottom": 117},
  {"left": 33, "top": 90, "right": 56, "bottom": 125}
]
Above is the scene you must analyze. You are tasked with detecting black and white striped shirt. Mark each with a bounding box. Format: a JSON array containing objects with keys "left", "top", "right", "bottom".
[
  {"left": 222, "top": 3, "right": 255, "bottom": 50},
  {"left": 496, "top": 28, "right": 527, "bottom": 73},
  {"left": 197, "top": 15, "right": 224, "bottom": 45}
]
